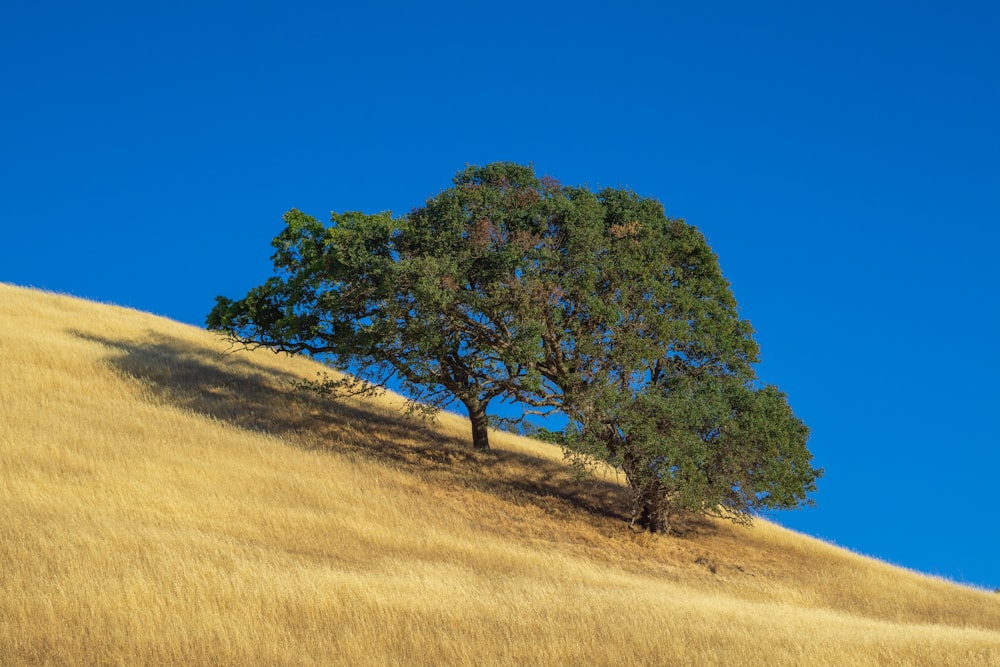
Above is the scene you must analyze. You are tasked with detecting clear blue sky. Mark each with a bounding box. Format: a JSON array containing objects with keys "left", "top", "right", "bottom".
[{"left": 3, "top": 1, "right": 998, "bottom": 590}]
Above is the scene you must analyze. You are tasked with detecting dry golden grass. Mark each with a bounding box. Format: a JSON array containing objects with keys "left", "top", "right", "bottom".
[{"left": 1, "top": 282, "right": 998, "bottom": 666}]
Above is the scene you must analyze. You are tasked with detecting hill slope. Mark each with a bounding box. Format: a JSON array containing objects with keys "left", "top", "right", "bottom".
[{"left": 2, "top": 283, "right": 998, "bottom": 666}]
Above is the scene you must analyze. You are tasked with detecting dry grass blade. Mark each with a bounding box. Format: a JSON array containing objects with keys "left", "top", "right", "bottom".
[{"left": 2, "top": 283, "right": 998, "bottom": 666}]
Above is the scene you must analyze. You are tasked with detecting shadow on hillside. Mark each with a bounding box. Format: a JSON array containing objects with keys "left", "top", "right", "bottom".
[{"left": 69, "top": 328, "right": 631, "bottom": 528}]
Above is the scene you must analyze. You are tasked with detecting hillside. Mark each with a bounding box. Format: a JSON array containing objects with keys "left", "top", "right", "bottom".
[{"left": 2, "top": 282, "right": 998, "bottom": 666}]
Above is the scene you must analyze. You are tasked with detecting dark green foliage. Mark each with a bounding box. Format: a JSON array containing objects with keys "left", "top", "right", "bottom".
[
  {"left": 209, "top": 164, "right": 555, "bottom": 450},
  {"left": 208, "top": 162, "right": 821, "bottom": 529},
  {"left": 511, "top": 184, "right": 821, "bottom": 531}
]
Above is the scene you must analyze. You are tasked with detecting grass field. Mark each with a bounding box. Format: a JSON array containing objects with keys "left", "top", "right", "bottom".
[{"left": 2, "top": 282, "right": 998, "bottom": 665}]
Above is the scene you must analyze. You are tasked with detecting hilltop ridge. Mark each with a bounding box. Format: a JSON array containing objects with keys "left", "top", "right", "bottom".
[{"left": 2, "top": 282, "right": 998, "bottom": 666}]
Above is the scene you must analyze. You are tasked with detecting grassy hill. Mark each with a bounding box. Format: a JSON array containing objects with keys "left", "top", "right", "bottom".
[{"left": 2, "top": 282, "right": 998, "bottom": 666}]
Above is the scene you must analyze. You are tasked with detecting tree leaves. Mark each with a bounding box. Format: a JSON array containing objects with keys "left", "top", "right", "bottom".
[{"left": 207, "top": 162, "right": 821, "bottom": 527}]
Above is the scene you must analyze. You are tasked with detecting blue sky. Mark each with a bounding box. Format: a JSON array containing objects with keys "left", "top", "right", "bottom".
[{"left": 3, "top": 1, "right": 998, "bottom": 590}]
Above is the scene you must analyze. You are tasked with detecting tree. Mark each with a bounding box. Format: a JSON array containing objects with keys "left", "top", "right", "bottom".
[
  {"left": 207, "top": 163, "right": 554, "bottom": 450},
  {"left": 513, "top": 184, "right": 821, "bottom": 531},
  {"left": 208, "top": 162, "right": 821, "bottom": 530}
]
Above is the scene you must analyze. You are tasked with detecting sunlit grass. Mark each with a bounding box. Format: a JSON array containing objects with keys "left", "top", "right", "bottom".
[{"left": 2, "top": 282, "right": 998, "bottom": 665}]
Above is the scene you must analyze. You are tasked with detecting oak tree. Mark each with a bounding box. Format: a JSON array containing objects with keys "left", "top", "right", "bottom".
[
  {"left": 208, "top": 164, "right": 552, "bottom": 450},
  {"left": 208, "top": 163, "right": 821, "bottom": 530}
]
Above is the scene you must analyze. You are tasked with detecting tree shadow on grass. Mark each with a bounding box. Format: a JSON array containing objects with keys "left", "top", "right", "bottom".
[{"left": 69, "top": 328, "right": 632, "bottom": 529}]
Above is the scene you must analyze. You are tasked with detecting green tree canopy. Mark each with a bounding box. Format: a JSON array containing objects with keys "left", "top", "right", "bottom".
[
  {"left": 511, "top": 184, "right": 821, "bottom": 531},
  {"left": 208, "top": 163, "right": 555, "bottom": 451},
  {"left": 208, "top": 162, "right": 821, "bottom": 531}
]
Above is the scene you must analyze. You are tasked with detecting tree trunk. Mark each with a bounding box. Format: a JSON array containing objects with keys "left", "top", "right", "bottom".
[
  {"left": 622, "top": 451, "right": 669, "bottom": 533},
  {"left": 635, "top": 492, "right": 670, "bottom": 534},
  {"left": 465, "top": 399, "right": 491, "bottom": 451}
]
